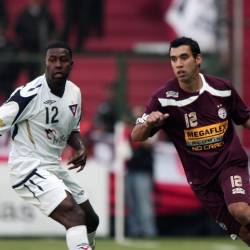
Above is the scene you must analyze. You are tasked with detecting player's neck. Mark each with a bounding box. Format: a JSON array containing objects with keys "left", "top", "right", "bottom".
[
  {"left": 179, "top": 74, "right": 202, "bottom": 93},
  {"left": 46, "top": 77, "right": 66, "bottom": 97}
]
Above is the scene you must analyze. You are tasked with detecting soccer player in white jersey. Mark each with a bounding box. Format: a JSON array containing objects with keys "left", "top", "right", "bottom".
[{"left": 0, "top": 41, "right": 99, "bottom": 250}]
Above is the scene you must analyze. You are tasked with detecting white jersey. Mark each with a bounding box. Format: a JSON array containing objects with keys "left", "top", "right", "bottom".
[{"left": 0, "top": 75, "right": 82, "bottom": 181}]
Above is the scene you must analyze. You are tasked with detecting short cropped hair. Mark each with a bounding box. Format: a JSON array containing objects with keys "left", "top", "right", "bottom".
[
  {"left": 169, "top": 37, "right": 201, "bottom": 58},
  {"left": 45, "top": 41, "right": 73, "bottom": 59}
]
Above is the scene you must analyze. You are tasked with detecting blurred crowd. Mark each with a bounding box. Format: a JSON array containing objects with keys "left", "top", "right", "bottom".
[
  {"left": 0, "top": 0, "right": 229, "bottom": 102},
  {"left": 0, "top": 0, "right": 105, "bottom": 102}
]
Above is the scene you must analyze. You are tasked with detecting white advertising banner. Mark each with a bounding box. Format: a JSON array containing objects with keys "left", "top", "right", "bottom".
[
  {"left": 165, "top": 0, "right": 218, "bottom": 53},
  {"left": 0, "top": 159, "right": 109, "bottom": 236}
]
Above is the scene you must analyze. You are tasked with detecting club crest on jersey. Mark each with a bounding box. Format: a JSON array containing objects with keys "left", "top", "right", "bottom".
[
  {"left": 166, "top": 91, "right": 179, "bottom": 98},
  {"left": 69, "top": 104, "right": 78, "bottom": 116},
  {"left": 218, "top": 107, "right": 227, "bottom": 119}
]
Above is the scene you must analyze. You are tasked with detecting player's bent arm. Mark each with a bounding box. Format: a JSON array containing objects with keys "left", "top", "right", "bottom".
[
  {"left": 67, "top": 131, "right": 85, "bottom": 151},
  {"left": 67, "top": 131, "right": 87, "bottom": 172},
  {"left": 131, "top": 123, "right": 153, "bottom": 141},
  {"left": 131, "top": 111, "right": 169, "bottom": 141}
]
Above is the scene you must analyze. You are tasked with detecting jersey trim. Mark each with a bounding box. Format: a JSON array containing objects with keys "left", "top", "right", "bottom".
[
  {"left": 25, "top": 120, "right": 36, "bottom": 147},
  {"left": 12, "top": 168, "right": 46, "bottom": 188},
  {"left": 158, "top": 74, "right": 232, "bottom": 107},
  {"left": 158, "top": 95, "right": 198, "bottom": 107},
  {"left": 8, "top": 89, "right": 37, "bottom": 124}
]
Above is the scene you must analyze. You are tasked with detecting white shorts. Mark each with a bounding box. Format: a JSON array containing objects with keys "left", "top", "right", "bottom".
[{"left": 11, "top": 164, "right": 88, "bottom": 216}]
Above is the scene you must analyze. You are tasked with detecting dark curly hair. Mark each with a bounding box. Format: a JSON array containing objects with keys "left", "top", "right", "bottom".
[{"left": 169, "top": 37, "right": 201, "bottom": 58}]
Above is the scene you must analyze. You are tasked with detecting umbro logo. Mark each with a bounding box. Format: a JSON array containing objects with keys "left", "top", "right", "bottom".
[{"left": 44, "top": 100, "right": 56, "bottom": 105}]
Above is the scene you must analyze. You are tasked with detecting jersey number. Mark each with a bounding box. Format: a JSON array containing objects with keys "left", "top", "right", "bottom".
[
  {"left": 230, "top": 175, "right": 242, "bottom": 188},
  {"left": 184, "top": 112, "right": 198, "bottom": 128},
  {"left": 45, "top": 106, "right": 59, "bottom": 124}
]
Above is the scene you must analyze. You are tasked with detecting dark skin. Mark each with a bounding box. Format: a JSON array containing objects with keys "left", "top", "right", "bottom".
[
  {"left": 67, "top": 131, "right": 87, "bottom": 172},
  {"left": 45, "top": 47, "right": 73, "bottom": 97},
  {"left": 44, "top": 47, "right": 99, "bottom": 233}
]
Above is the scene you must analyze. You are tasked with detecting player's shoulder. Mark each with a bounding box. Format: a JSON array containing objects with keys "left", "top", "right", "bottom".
[
  {"left": 21, "top": 75, "right": 44, "bottom": 94},
  {"left": 203, "top": 74, "right": 232, "bottom": 90},
  {"left": 66, "top": 79, "right": 81, "bottom": 95},
  {"left": 66, "top": 79, "right": 80, "bottom": 91},
  {"left": 7, "top": 75, "right": 44, "bottom": 103},
  {"left": 152, "top": 78, "right": 179, "bottom": 99}
]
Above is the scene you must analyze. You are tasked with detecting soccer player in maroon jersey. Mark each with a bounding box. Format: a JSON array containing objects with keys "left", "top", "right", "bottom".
[{"left": 131, "top": 36, "right": 250, "bottom": 245}]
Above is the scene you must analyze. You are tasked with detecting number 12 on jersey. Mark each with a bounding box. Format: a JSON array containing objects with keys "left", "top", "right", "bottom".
[
  {"left": 184, "top": 112, "right": 198, "bottom": 128},
  {"left": 45, "top": 106, "right": 59, "bottom": 124}
]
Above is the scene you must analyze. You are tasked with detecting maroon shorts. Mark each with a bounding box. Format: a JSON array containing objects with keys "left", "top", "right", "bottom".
[{"left": 191, "top": 164, "right": 250, "bottom": 235}]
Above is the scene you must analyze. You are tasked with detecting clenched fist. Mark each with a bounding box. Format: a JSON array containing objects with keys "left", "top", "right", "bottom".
[{"left": 145, "top": 111, "right": 169, "bottom": 127}]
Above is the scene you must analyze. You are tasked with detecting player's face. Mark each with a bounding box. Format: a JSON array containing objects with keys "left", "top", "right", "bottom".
[
  {"left": 45, "top": 48, "right": 73, "bottom": 83},
  {"left": 170, "top": 45, "right": 201, "bottom": 84}
]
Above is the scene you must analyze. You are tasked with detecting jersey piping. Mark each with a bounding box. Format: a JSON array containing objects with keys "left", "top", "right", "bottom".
[{"left": 158, "top": 73, "right": 232, "bottom": 107}]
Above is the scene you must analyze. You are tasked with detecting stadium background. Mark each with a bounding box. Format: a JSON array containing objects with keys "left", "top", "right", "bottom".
[{"left": 0, "top": 0, "right": 250, "bottom": 247}]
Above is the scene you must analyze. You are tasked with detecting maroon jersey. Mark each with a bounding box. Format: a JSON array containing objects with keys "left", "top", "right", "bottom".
[{"left": 138, "top": 74, "right": 250, "bottom": 186}]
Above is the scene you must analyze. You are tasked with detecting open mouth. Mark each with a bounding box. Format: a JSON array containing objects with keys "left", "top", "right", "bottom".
[
  {"left": 54, "top": 72, "right": 64, "bottom": 77},
  {"left": 177, "top": 71, "right": 186, "bottom": 77}
]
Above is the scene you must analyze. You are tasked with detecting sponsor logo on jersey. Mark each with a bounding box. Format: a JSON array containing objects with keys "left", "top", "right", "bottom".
[
  {"left": 45, "top": 128, "right": 57, "bottom": 140},
  {"left": 0, "top": 119, "right": 6, "bottom": 127},
  {"left": 45, "top": 129, "right": 67, "bottom": 145},
  {"left": 184, "top": 120, "right": 228, "bottom": 151},
  {"left": 166, "top": 91, "right": 179, "bottom": 98},
  {"left": 218, "top": 107, "right": 227, "bottom": 119},
  {"left": 232, "top": 187, "right": 245, "bottom": 195},
  {"left": 44, "top": 100, "right": 56, "bottom": 105},
  {"left": 69, "top": 104, "right": 78, "bottom": 116}
]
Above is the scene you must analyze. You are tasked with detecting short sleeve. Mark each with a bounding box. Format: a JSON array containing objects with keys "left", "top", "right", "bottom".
[
  {"left": 230, "top": 86, "right": 250, "bottom": 125},
  {"left": 145, "top": 95, "right": 162, "bottom": 114},
  {"left": 0, "top": 86, "right": 37, "bottom": 135},
  {"left": 72, "top": 88, "right": 82, "bottom": 132}
]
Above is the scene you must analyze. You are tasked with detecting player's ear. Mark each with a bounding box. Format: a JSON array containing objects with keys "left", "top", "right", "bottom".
[{"left": 196, "top": 54, "right": 202, "bottom": 67}]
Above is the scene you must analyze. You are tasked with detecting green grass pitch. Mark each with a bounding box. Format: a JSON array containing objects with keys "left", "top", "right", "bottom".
[{"left": 0, "top": 237, "right": 249, "bottom": 250}]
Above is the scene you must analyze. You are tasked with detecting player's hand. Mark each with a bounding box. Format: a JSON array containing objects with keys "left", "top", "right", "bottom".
[
  {"left": 145, "top": 111, "right": 169, "bottom": 127},
  {"left": 67, "top": 149, "right": 87, "bottom": 172}
]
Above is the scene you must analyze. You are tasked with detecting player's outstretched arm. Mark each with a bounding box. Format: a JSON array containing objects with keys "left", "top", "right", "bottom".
[
  {"left": 131, "top": 111, "right": 169, "bottom": 141},
  {"left": 67, "top": 131, "right": 87, "bottom": 172}
]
